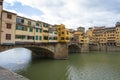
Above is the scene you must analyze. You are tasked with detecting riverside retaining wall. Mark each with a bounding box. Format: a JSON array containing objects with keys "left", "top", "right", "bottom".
[
  {"left": 90, "top": 45, "right": 120, "bottom": 51},
  {"left": 0, "top": 66, "right": 29, "bottom": 80}
]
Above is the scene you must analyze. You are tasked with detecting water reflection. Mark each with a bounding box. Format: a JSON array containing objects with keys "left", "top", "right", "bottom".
[
  {"left": 67, "top": 63, "right": 120, "bottom": 80},
  {"left": 66, "top": 53, "right": 120, "bottom": 80},
  {"left": 0, "top": 48, "right": 32, "bottom": 72}
]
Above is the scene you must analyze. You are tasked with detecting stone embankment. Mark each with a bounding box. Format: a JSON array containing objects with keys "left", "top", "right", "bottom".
[
  {"left": 0, "top": 67, "right": 29, "bottom": 80},
  {"left": 90, "top": 45, "right": 120, "bottom": 51}
]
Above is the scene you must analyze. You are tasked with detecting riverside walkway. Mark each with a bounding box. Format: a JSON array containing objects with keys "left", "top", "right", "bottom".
[{"left": 0, "top": 67, "right": 29, "bottom": 80}]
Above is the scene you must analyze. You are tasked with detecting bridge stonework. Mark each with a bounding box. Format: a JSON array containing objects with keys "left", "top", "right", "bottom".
[
  {"left": 68, "top": 42, "right": 89, "bottom": 53},
  {"left": 0, "top": 42, "right": 89, "bottom": 59},
  {"left": 0, "top": 43, "right": 68, "bottom": 59},
  {"left": 81, "top": 43, "right": 89, "bottom": 52}
]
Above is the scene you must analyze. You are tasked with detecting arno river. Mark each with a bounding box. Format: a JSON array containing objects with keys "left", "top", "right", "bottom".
[{"left": 0, "top": 48, "right": 120, "bottom": 80}]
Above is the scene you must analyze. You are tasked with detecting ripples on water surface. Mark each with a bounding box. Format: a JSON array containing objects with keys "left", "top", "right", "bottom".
[{"left": 0, "top": 49, "right": 120, "bottom": 80}]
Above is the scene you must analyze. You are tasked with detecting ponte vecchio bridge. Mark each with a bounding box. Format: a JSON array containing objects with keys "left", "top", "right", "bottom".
[{"left": 0, "top": 42, "right": 89, "bottom": 59}]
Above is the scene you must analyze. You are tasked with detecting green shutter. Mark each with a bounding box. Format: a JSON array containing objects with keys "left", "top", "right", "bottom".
[
  {"left": 40, "top": 29, "right": 42, "bottom": 33},
  {"left": 36, "top": 22, "right": 39, "bottom": 26},
  {"left": 21, "top": 19, "right": 24, "bottom": 23},
  {"left": 16, "top": 25, "right": 18, "bottom": 30},
  {"left": 22, "top": 27, "right": 27, "bottom": 31},
  {"left": 36, "top": 36, "right": 38, "bottom": 40},
  {"left": 36, "top": 28, "right": 39, "bottom": 32},
  {"left": 29, "top": 27, "right": 33, "bottom": 32},
  {"left": 39, "top": 36, "right": 42, "bottom": 40}
]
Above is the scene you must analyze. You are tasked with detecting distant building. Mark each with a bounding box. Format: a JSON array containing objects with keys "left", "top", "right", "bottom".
[
  {"left": 116, "top": 22, "right": 120, "bottom": 27},
  {"left": 115, "top": 22, "right": 120, "bottom": 46},
  {"left": 90, "top": 26, "right": 117, "bottom": 46},
  {"left": 77, "top": 27, "right": 85, "bottom": 33},
  {"left": 86, "top": 27, "right": 94, "bottom": 44}
]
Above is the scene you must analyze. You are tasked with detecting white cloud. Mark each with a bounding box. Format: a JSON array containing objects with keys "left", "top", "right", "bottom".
[
  {"left": 3, "top": 8, "right": 28, "bottom": 18},
  {"left": 4, "top": 0, "right": 120, "bottom": 30},
  {"left": 4, "top": 0, "right": 16, "bottom": 6}
]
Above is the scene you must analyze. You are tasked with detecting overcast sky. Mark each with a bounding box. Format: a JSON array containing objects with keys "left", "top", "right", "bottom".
[{"left": 3, "top": 0, "right": 120, "bottom": 30}]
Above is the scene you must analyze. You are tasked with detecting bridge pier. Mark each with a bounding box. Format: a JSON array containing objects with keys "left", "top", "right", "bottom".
[
  {"left": 81, "top": 43, "right": 89, "bottom": 52},
  {"left": 54, "top": 43, "right": 68, "bottom": 59}
]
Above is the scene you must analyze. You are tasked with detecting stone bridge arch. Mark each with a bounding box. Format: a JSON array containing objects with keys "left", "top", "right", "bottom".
[
  {"left": 0, "top": 46, "right": 55, "bottom": 59},
  {"left": 68, "top": 43, "right": 81, "bottom": 53},
  {"left": 0, "top": 43, "right": 68, "bottom": 59},
  {"left": 25, "top": 47, "right": 54, "bottom": 59}
]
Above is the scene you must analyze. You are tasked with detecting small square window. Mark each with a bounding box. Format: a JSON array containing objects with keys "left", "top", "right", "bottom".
[
  {"left": 6, "top": 23, "right": 12, "bottom": 29},
  {"left": 6, "top": 34, "right": 11, "bottom": 40},
  {"left": 7, "top": 13, "right": 12, "bottom": 19}
]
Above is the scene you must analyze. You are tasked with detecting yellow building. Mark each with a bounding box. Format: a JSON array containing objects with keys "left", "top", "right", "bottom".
[
  {"left": 68, "top": 29, "right": 75, "bottom": 42},
  {"left": 92, "top": 28, "right": 105, "bottom": 45},
  {"left": 74, "top": 31, "right": 89, "bottom": 43},
  {"left": 16, "top": 16, "right": 35, "bottom": 44},
  {"left": 86, "top": 27, "right": 94, "bottom": 44},
  {"left": 105, "top": 27, "right": 116, "bottom": 46},
  {"left": 16, "top": 16, "right": 44, "bottom": 44},
  {"left": 53, "top": 24, "right": 70, "bottom": 42},
  {"left": 48, "top": 26, "right": 58, "bottom": 43},
  {"left": 77, "top": 27, "right": 85, "bottom": 33},
  {"left": 42, "top": 22, "right": 50, "bottom": 43},
  {"left": 91, "top": 27, "right": 116, "bottom": 46},
  {"left": 115, "top": 22, "right": 120, "bottom": 46},
  {"left": 86, "top": 27, "right": 93, "bottom": 37},
  {"left": 92, "top": 27, "right": 105, "bottom": 44},
  {"left": 84, "top": 36, "right": 89, "bottom": 44},
  {"left": 74, "top": 31, "right": 83, "bottom": 43},
  {"left": 34, "top": 21, "right": 43, "bottom": 43}
]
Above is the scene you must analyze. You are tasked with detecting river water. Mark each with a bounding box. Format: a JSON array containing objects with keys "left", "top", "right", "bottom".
[{"left": 0, "top": 48, "right": 120, "bottom": 80}]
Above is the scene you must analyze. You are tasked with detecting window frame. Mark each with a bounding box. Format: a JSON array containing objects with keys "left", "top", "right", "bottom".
[
  {"left": 7, "top": 13, "right": 12, "bottom": 19},
  {"left": 6, "top": 23, "right": 12, "bottom": 29},
  {"left": 6, "top": 34, "right": 11, "bottom": 40}
]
